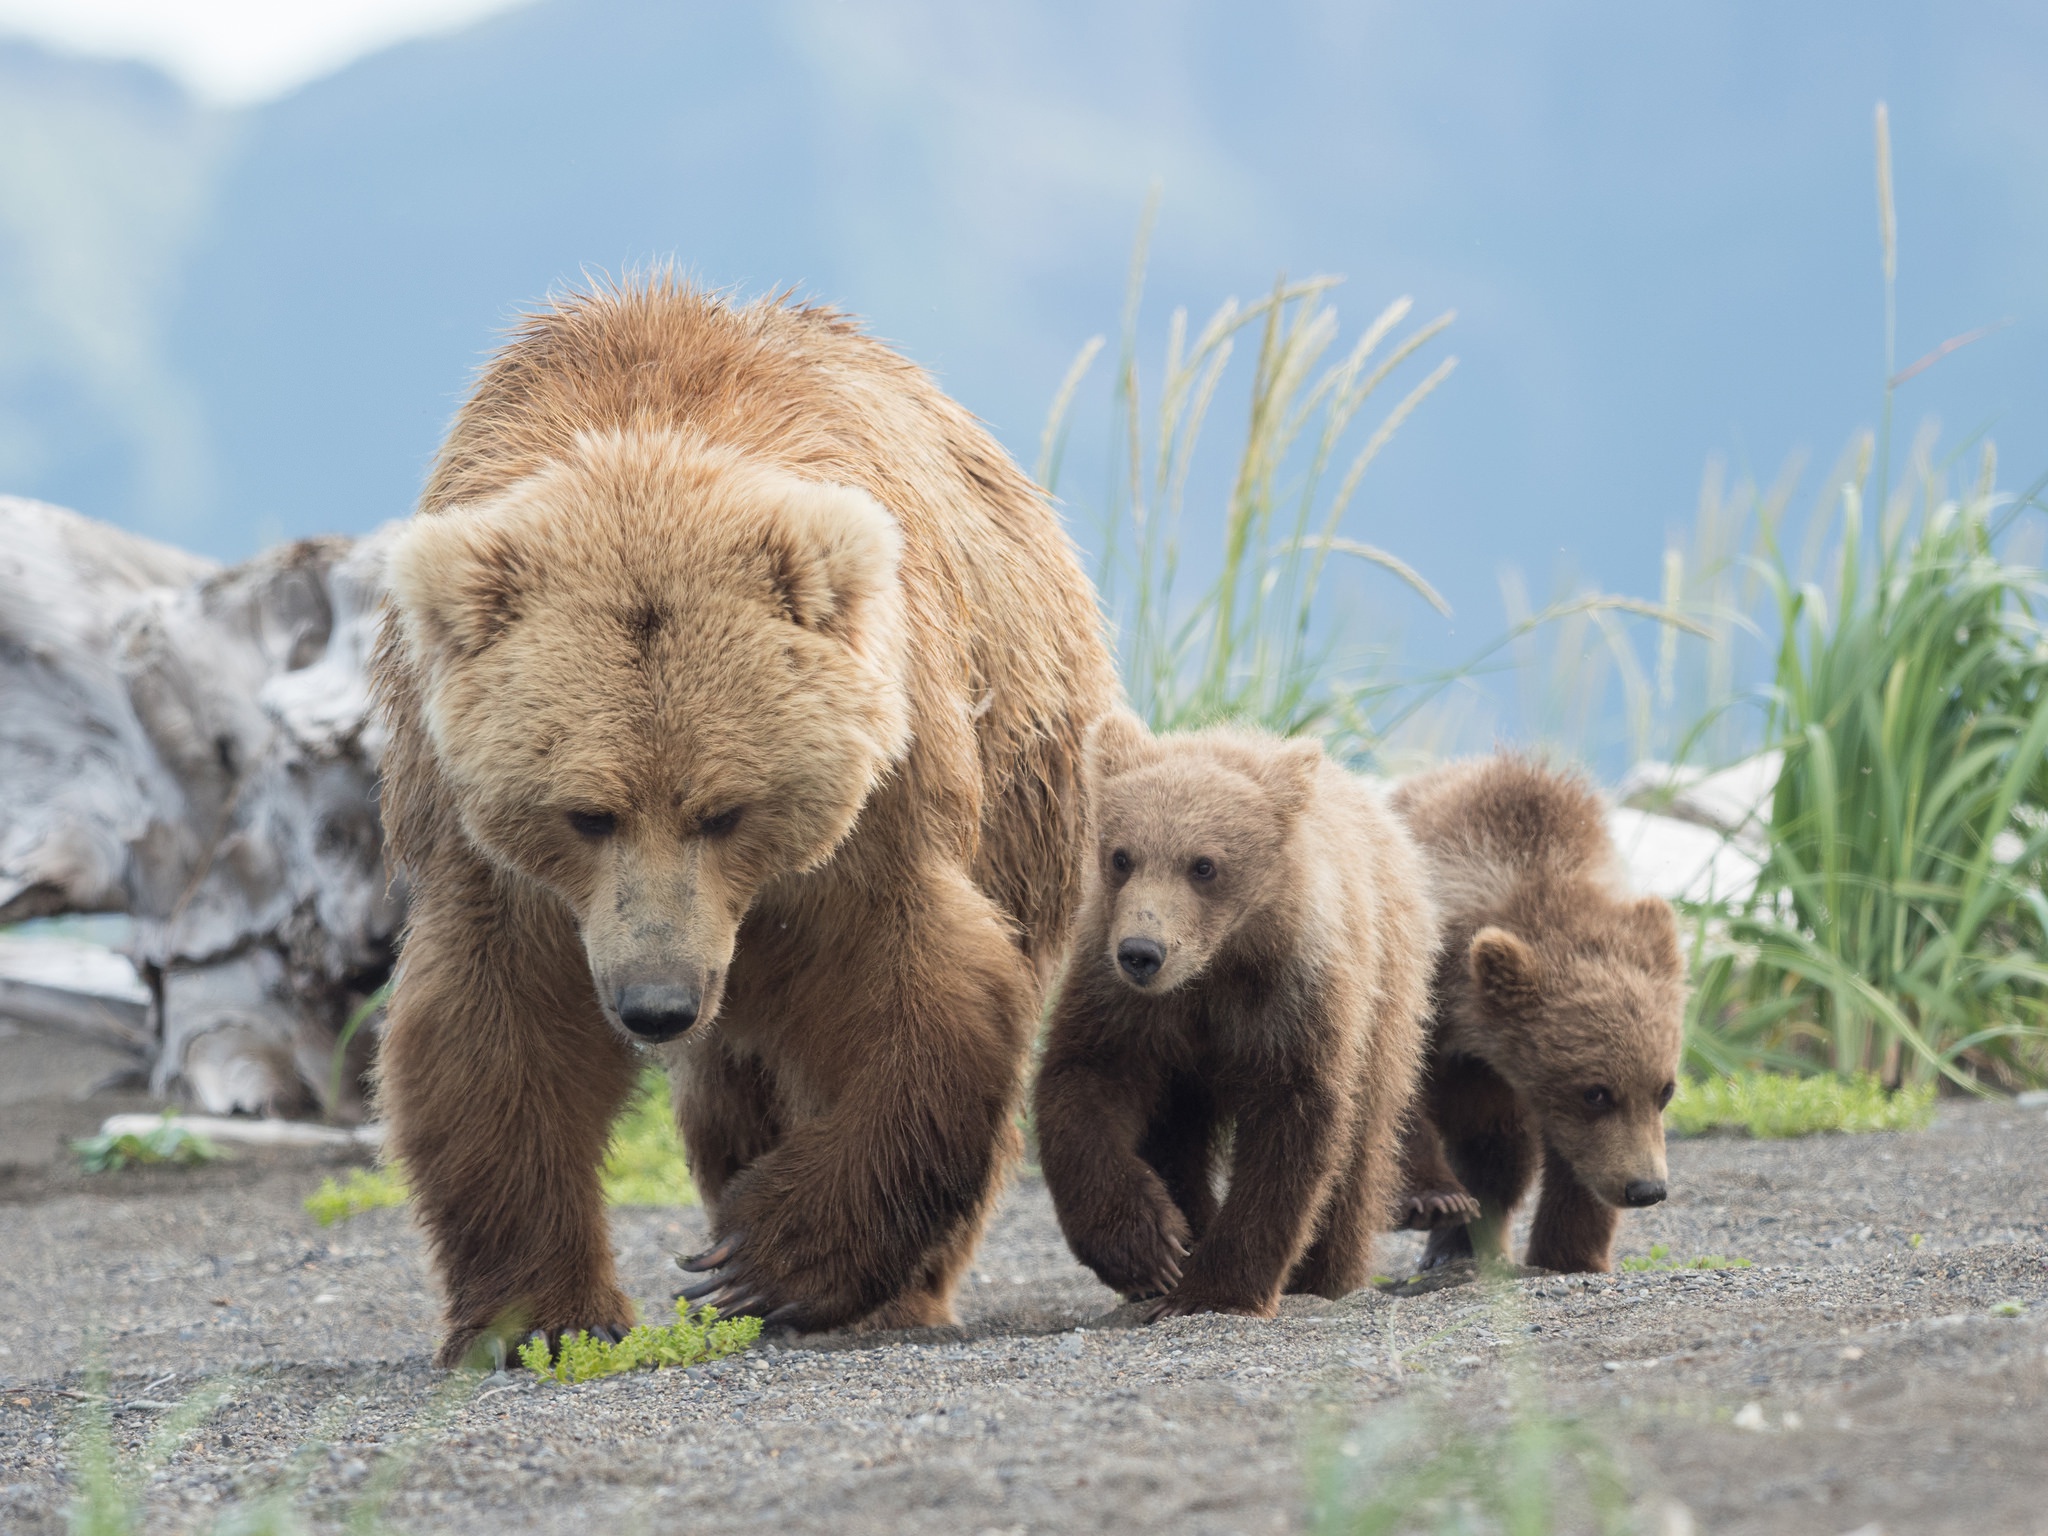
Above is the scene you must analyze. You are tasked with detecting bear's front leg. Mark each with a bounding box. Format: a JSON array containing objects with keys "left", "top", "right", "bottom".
[
  {"left": 1524, "top": 1143, "right": 1620, "bottom": 1273},
  {"left": 1035, "top": 1016, "right": 1191, "bottom": 1301},
  {"left": 380, "top": 864, "right": 642, "bottom": 1367},
  {"left": 1149, "top": 1077, "right": 1344, "bottom": 1320},
  {"left": 677, "top": 872, "right": 1036, "bottom": 1331}
]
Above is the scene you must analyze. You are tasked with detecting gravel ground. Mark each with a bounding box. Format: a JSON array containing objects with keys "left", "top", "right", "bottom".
[{"left": 1, "top": 1023, "right": 2044, "bottom": 1535}]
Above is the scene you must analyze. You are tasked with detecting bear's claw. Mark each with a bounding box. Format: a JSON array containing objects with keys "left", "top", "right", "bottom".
[
  {"left": 676, "top": 1232, "right": 746, "bottom": 1272},
  {"left": 1399, "top": 1189, "right": 1481, "bottom": 1231}
]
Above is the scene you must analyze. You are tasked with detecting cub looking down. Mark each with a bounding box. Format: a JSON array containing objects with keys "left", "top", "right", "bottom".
[
  {"left": 374, "top": 281, "right": 1116, "bottom": 1365},
  {"left": 1033, "top": 715, "right": 1437, "bottom": 1319},
  {"left": 1391, "top": 755, "right": 1686, "bottom": 1274}
]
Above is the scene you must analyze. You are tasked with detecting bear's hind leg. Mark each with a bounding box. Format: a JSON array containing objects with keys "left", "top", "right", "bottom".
[
  {"left": 1524, "top": 1143, "right": 1620, "bottom": 1272},
  {"left": 381, "top": 863, "right": 641, "bottom": 1368}
]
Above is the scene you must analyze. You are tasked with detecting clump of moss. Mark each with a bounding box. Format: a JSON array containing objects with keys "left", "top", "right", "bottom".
[
  {"left": 71, "top": 1114, "right": 222, "bottom": 1173},
  {"left": 305, "top": 1165, "right": 410, "bottom": 1226},
  {"left": 302, "top": 1068, "right": 696, "bottom": 1225},
  {"left": 1619, "top": 1243, "right": 1750, "bottom": 1273},
  {"left": 520, "top": 1300, "right": 761, "bottom": 1384},
  {"left": 1666, "top": 1071, "right": 1935, "bottom": 1139}
]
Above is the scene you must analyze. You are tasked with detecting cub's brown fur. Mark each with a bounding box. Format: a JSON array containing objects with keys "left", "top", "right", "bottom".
[
  {"left": 1033, "top": 715, "right": 1437, "bottom": 1319},
  {"left": 1390, "top": 755, "right": 1685, "bottom": 1274},
  {"left": 373, "top": 279, "right": 1117, "bottom": 1364}
]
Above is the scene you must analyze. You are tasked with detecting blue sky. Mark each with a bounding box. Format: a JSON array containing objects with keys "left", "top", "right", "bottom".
[{"left": 1, "top": 0, "right": 2042, "bottom": 743}]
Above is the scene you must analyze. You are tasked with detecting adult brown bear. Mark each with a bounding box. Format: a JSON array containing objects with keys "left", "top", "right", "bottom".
[{"left": 374, "top": 280, "right": 1117, "bottom": 1365}]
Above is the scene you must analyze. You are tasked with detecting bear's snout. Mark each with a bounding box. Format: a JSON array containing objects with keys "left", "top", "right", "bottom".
[
  {"left": 1622, "top": 1178, "right": 1667, "bottom": 1207},
  {"left": 615, "top": 981, "right": 701, "bottom": 1042},
  {"left": 1116, "top": 936, "right": 1165, "bottom": 986}
]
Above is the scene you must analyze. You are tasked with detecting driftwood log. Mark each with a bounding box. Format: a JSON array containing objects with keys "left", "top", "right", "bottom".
[{"left": 0, "top": 497, "right": 400, "bottom": 1117}]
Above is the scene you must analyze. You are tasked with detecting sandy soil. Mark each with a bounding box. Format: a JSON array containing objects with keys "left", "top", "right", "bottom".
[{"left": 1, "top": 1021, "right": 2044, "bottom": 1535}]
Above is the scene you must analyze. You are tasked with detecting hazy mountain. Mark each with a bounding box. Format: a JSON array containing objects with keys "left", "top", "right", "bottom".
[{"left": 4, "top": 1, "right": 2045, "bottom": 659}]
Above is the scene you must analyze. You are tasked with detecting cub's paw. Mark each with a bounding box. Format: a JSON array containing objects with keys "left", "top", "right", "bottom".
[
  {"left": 1078, "top": 1205, "right": 1192, "bottom": 1301},
  {"left": 1418, "top": 1221, "right": 1478, "bottom": 1272},
  {"left": 1398, "top": 1188, "right": 1481, "bottom": 1232},
  {"left": 1142, "top": 1286, "right": 1274, "bottom": 1323}
]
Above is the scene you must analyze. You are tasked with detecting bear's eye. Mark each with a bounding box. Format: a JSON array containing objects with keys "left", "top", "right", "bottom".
[
  {"left": 566, "top": 810, "right": 617, "bottom": 839},
  {"left": 1656, "top": 1081, "right": 1675, "bottom": 1109},
  {"left": 1110, "top": 849, "right": 1132, "bottom": 875},
  {"left": 1189, "top": 856, "right": 1217, "bottom": 882},
  {"left": 698, "top": 806, "right": 743, "bottom": 839},
  {"left": 1583, "top": 1085, "right": 1615, "bottom": 1111}
]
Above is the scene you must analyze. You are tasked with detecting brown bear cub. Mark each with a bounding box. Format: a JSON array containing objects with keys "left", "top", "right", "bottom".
[
  {"left": 1034, "top": 714, "right": 1437, "bottom": 1319},
  {"left": 1390, "top": 755, "right": 1686, "bottom": 1274}
]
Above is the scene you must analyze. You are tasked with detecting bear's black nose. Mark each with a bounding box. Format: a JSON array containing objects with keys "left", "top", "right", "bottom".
[
  {"left": 616, "top": 983, "right": 700, "bottom": 1041},
  {"left": 1116, "top": 937, "right": 1165, "bottom": 985},
  {"left": 1622, "top": 1179, "right": 1667, "bottom": 1207}
]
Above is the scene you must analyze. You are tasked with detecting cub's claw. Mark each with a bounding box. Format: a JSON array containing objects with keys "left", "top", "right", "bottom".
[{"left": 1399, "top": 1189, "right": 1481, "bottom": 1232}]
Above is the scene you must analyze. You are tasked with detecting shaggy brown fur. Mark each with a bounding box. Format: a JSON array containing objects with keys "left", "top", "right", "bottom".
[
  {"left": 373, "top": 279, "right": 1117, "bottom": 1365},
  {"left": 1033, "top": 715, "right": 1436, "bottom": 1319},
  {"left": 1390, "top": 755, "right": 1686, "bottom": 1274}
]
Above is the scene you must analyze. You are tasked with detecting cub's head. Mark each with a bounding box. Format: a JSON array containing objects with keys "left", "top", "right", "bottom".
[
  {"left": 385, "top": 428, "right": 910, "bottom": 1044},
  {"left": 1464, "top": 895, "right": 1686, "bottom": 1209},
  {"left": 1081, "top": 712, "right": 1323, "bottom": 994}
]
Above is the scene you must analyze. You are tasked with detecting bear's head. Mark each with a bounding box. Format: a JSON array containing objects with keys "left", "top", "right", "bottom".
[
  {"left": 385, "top": 427, "right": 911, "bottom": 1044},
  {"left": 1081, "top": 712, "right": 1323, "bottom": 994},
  {"left": 1464, "top": 895, "right": 1685, "bottom": 1209}
]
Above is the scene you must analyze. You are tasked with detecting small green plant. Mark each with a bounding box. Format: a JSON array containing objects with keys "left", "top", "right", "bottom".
[
  {"left": 1665, "top": 1071, "right": 1935, "bottom": 1138},
  {"left": 1991, "top": 1300, "right": 2024, "bottom": 1317},
  {"left": 1619, "top": 1244, "right": 1751, "bottom": 1273},
  {"left": 519, "top": 1299, "right": 761, "bottom": 1384},
  {"left": 304, "top": 1165, "right": 410, "bottom": 1226},
  {"left": 71, "top": 1114, "right": 222, "bottom": 1173},
  {"left": 303, "top": 1067, "right": 696, "bottom": 1224}
]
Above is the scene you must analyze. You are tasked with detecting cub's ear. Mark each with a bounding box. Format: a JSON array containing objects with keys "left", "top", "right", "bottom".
[
  {"left": 1625, "top": 894, "right": 1683, "bottom": 975},
  {"left": 757, "top": 479, "right": 903, "bottom": 651},
  {"left": 1258, "top": 736, "right": 1326, "bottom": 816},
  {"left": 1469, "top": 926, "right": 1541, "bottom": 1019},
  {"left": 1083, "top": 709, "right": 1154, "bottom": 783},
  {"left": 384, "top": 507, "right": 536, "bottom": 677}
]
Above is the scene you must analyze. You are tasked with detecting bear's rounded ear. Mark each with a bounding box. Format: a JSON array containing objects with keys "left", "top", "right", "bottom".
[
  {"left": 1258, "top": 736, "right": 1325, "bottom": 816},
  {"left": 384, "top": 507, "right": 536, "bottom": 677},
  {"left": 1625, "top": 894, "right": 1683, "bottom": 975},
  {"left": 1083, "top": 709, "right": 1153, "bottom": 783},
  {"left": 756, "top": 479, "right": 904, "bottom": 653},
  {"left": 1469, "top": 926, "right": 1541, "bottom": 1019}
]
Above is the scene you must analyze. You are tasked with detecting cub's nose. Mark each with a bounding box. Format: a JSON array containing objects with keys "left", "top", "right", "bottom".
[
  {"left": 615, "top": 983, "right": 700, "bottom": 1042},
  {"left": 1622, "top": 1179, "right": 1668, "bottom": 1207},
  {"left": 1116, "top": 937, "right": 1165, "bottom": 985}
]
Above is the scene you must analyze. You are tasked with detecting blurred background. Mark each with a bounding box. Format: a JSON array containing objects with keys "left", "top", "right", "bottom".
[{"left": 3, "top": 1, "right": 2042, "bottom": 659}]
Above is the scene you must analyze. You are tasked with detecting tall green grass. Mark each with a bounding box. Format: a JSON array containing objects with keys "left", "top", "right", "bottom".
[
  {"left": 1684, "top": 456, "right": 2048, "bottom": 1087},
  {"left": 1678, "top": 105, "right": 2048, "bottom": 1089},
  {"left": 1046, "top": 199, "right": 1693, "bottom": 760}
]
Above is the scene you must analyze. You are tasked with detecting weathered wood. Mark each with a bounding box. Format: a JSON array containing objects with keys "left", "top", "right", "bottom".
[{"left": 0, "top": 498, "right": 400, "bottom": 1118}]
